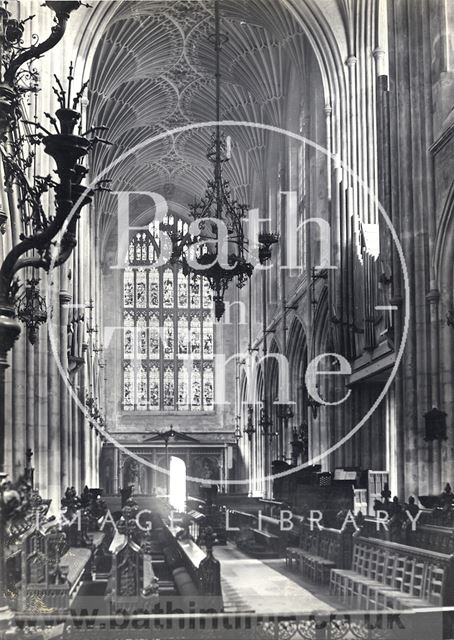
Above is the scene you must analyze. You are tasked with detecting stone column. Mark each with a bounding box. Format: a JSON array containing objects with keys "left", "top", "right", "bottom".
[
  {"left": 12, "top": 328, "right": 27, "bottom": 477},
  {"left": 48, "top": 290, "right": 61, "bottom": 509},
  {"left": 26, "top": 339, "right": 35, "bottom": 457},
  {"left": 427, "top": 288, "right": 442, "bottom": 492},
  {"left": 79, "top": 343, "right": 88, "bottom": 485},
  {"left": 60, "top": 289, "right": 71, "bottom": 491}
]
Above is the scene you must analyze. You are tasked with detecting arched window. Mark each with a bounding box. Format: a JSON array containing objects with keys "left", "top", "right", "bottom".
[{"left": 122, "top": 223, "right": 215, "bottom": 411}]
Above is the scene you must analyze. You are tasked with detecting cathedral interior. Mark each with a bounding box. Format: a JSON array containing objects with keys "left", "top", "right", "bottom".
[{"left": 1, "top": 0, "right": 454, "bottom": 638}]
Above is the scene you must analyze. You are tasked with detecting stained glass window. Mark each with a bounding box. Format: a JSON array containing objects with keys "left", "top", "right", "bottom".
[
  {"left": 122, "top": 225, "right": 215, "bottom": 411},
  {"left": 123, "top": 364, "right": 134, "bottom": 410},
  {"left": 202, "top": 279, "right": 212, "bottom": 308},
  {"left": 203, "top": 365, "right": 214, "bottom": 409},
  {"left": 149, "top": 272, "right": 159, "bottom": 307},
  {"left": 149, "top": 314, "right": 160, "bottom": 359},
  {"left": 190, "top": 274, "right": 201, "bottom": 308},
  {"left": 124, "top": 270, "right": 134, "bottom": 307},
  {"left": 163, "top": 270, "right": 174, "bottom": 308},
  {"left": 149, "top": 366, "right": 160, "bottom": 409},
  {"left": 163, "top": 316, "right": 174, "bottom": 358},
  {"left": 136, "top": 270, "right": 147, "bottom": 307},
  {"left": 163, "top": 366, "right": 174, "bottom": 409},
  {"left": 202, "top": 314, "right": 213, "bottom": 358},
  {"left": 178, "top": 271, "right": 188, "bottom": 307},
  {"left": 190, "top": 317, "right": 201, "bottom": 357},
  {"left": 137, "top": 365, "right": 147, "bottom": 408},
  {"left": 178, "top": 364, "right": 189, "bottom": 410},
  {"left": 124, "top": 312, "right": 134, "bottom": 359},
  {"left": 137, "top": 316, "right": 147, "bottom": 358},
  {"left": 178, "top": 316, "right": 189, "bottom": 356},
  {"left": 191, "top": 365, "right": 201, "bottom": 409}
]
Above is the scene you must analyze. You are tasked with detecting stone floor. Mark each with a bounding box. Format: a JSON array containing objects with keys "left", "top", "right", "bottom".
[{"left": 214, "top": 542, "right": 340, "bottom": 614}]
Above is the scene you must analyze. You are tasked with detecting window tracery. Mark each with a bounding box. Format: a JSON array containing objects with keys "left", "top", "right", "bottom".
[{"left": 122, "top": 223, "right": 214, "bottom": 411}]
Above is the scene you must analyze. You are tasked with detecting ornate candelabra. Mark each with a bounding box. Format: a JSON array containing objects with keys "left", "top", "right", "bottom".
[
  {"left": 243, "top": 404, "right": 255, "bottom": 441},
  {"left": 260, "top": 407, "right": 277, "bottom": 443},
  {"left": 233, "top": 415, "right": 242, "bottom": 444},
  {"left": 0, "top": 1, "right": 109, "bottom": 626},
  {"left": 291, "top": 422, "right": 309, "bottom": 465},
  {"left": 15, "top": 277, "right": 47, "bottom": 344},
  {"left": 277, "top": 403, "right": 294, "bottom": 429}
]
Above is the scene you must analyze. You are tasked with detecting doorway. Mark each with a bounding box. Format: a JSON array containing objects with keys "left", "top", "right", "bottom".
[{"left": 169, "top": 456, "right": 187, "bottom": 512}]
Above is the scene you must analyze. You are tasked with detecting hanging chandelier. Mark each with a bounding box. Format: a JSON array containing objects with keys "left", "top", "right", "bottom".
[
  {"left": 260, "top": 407, "right": 279, "bottom": 443},
  {"left": 233, "top": 415, "right": 242, "bottom": 444},
  {"left": 244, "top": 404, "right": 255, "bottom": 441},
  {"left": 15, "top": 277, "right": 47, "bottom": 345},
  {"left": 170, "top": 0, "right": 278, "bottom": 321},
  {"left": 291, "top": 423, "right": 308, "bottom": 464}
]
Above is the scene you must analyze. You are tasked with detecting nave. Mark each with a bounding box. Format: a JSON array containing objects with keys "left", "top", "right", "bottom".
[
  {"left": 4, "top": 467, "right": 454, "bottom": 639},
  {"left": 216, "top": 544, "right": 336, "bottom": 614}
]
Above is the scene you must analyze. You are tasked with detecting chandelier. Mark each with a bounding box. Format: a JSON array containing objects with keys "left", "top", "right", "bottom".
[
  {"left": 260, "top": 407, "right": 279, "bottom": 443},
  {"left": 233, "top": 415, "right": 242, "bottom": 444},
  {"left": 244, "top": 404, "right": 255, "bottom": 441},
  {"left": 0, "top": 69, "right": 109, "bottom": 312},
  {"left": 170, "top": 0, "right": 278, "bottom": 321},
  {"left": 15, "top": 277, "right": 47, "bottom": 345}
]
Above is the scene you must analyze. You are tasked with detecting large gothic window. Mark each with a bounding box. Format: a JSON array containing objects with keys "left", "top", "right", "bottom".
[{"left": 122, "top": 220, "right": 214, "bottom": 412}]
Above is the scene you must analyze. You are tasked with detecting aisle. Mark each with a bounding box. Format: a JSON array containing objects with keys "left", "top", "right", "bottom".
[{"left": 215, "top": 543, "right": 336, "bottom": 615}]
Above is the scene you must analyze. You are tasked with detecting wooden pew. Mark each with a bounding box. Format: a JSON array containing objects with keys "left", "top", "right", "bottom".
[
  {"left": 258, "top": 498, "right": 290, "bottom": 518},
  {"left": 20, "top": 525, "right": 91, "bottom": 612},
  {"left": 250, "top": 526, "right": 280, "bottom": 555},
  {"left": 18, "top": 487, "right": 110, "bottom": 613},
  {"left": 407, "top": 524, "right": 454, "bottom": 555},
  {"left": 286, "top": 521, "right": 353, "bottom": 584},
  {"left": 60, "top": 491, "right": 110, "bottom": 581},
  {"left": 360, "top": 515, "right": 454, "bottom": 554},
  {"left": 162, "top": 524, "right": 223, "bottom": 610},
  {"left": 330, "top": 536, "right": 454, "bottom": 612},
  {"left": 6, "top": 509, "right": 50, "bottom": 609},
  {"left": 105, "top": 529, "right": 159, "bottom": 614},
  {"left": 224, "top": 509, "right": 282, "bottom": 558},
  {"left": 165, "top": 525, "right": 207, "bottom": 592}
]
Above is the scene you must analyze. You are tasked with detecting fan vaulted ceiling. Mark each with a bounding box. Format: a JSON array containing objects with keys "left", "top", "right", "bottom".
[{"left": 87, "top": 0, "right": 309, "bottom": 241}]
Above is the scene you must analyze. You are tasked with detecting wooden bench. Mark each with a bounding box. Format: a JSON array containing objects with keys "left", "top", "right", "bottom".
[
  {"left": 163, "top": 524, "right": 223, "bottom": 610},
  {"left": 105, "top": 530, "right": 159, "bottom": 614},
  {"left": 165, "top": 525, "right": 206, "bottom": 593},
  {"left": 224, "top": 509, "right": 282, "bottom": 557},
  {"left": 258, "top": 498, "right": 289, "bottom": 518},
  {"left": 60, "top": 500, "right": 109, "bottom": 583},
  {"left": 20, "top": 525, "right": 90, "bottom": 612},
  {"left": 360, "top": 515, "right": 454, "bottom": 554},
  {"left": 286, "top": 522, "right": 353, "bottom": 584},
  {"left": 251, "top": 527, "right": 279, "bottom": 543},
  {"left": 330, "top": 536, "right": 454, "bottom": 611},
  {"left": 407, "top": 524, "right": 454, "bottom": 555}
]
